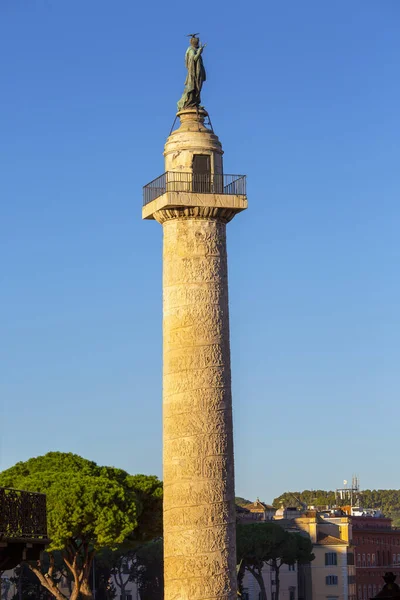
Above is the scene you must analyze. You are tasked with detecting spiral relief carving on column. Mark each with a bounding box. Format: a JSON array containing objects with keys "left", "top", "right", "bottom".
[{"left": 162, "top": 217, "right": 237, "bottom": 600}]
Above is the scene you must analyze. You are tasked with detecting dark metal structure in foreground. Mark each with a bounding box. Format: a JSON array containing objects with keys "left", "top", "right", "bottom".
[
  {"left": 372, "top": 573, "right": 400, "bottom": 598},
  {"left": 0, "top": 487, "right": 49, "bottom": 569}
]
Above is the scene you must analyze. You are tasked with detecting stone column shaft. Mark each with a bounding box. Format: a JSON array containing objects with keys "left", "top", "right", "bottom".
[{"left": 161, "top": 215, "right": 237, "bottom": 600}]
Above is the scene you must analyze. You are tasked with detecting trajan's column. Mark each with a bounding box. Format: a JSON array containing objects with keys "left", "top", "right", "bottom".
[{"left": 142, "top": 34, "right": 247, "bottom": 600}]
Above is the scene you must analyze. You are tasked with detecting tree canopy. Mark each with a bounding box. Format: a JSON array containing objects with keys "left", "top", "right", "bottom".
[
  {"left": 235, "top": 496, "right": 252, "bottom": 507},
  {"left": 0, "top": 452, "right": 162, "bottom": 600},
  {"left": 237, "top": 522, "right": 314, "bottom": 600},
  {"left": 272, "top": 490, "right": 337, "bottom": 509},
  {"left": 131, "top": 539, "right": 163, "bottom": 600}
]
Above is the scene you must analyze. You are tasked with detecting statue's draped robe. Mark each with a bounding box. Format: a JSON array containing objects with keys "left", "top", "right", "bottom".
[{"left": 177, "top": 46, "right": 206, "bottom": 111}]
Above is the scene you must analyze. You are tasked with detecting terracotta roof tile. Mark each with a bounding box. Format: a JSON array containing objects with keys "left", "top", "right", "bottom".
[
  {"left": 317, "top": 533, "right": 347, "bottom": 546},
  {"left": 243, "top": 500, "right": 276, "bottom": 512}
]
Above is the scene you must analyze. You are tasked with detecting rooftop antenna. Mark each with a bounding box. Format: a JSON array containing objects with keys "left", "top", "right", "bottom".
[{"left": 335, "top": 476, "right": 360, "bottom": 508}]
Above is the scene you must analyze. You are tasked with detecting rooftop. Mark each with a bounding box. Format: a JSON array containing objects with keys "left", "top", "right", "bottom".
[
  {"left": 317, "top": 533, "right": 348, "bottom": 546},
  {"left": 243, "top": 499, "right": 276, "bottom": 512}
]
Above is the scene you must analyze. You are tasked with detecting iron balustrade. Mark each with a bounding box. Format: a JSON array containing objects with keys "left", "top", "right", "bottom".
[
  {"left": 0, "top": 487, "right": 48, "bottom": 540},
  {"left": 143, "top": 172, "right": 247, "bottom": 206}
]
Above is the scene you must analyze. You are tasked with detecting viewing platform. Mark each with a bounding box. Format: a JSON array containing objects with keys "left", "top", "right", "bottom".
[{"left": 142, "top": 172, "right": 247, "bottom": 220}]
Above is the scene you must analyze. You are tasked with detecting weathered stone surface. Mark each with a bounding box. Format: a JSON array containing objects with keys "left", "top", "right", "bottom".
[
  {"left": 162, "top": 215, "right": 237, "bottom": 599},
  {"left": 163, "top": 501, "right": 232, "bottom": 529},
  {"left": 143, "top": 107, "right": 247, "bottom": 599},
  {"left": 142, "top": 192, "right": 247, "bottom": 221}
]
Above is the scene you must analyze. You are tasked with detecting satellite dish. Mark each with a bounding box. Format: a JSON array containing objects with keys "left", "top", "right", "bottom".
[{"left": 343, "top": 480, "right": 348, "bottom": 486}]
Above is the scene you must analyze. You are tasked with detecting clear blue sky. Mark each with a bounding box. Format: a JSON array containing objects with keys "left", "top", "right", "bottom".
[{"left": 1, "top": 0, "right": 399, "bottom": 503}]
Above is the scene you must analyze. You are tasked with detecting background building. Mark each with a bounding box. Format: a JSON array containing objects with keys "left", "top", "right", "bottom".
[
  {"left": 241, "top": 499, "right": 277, "bottom": 521},
  {"left": 291, "top": 510, "right": 356, "bottom": 600},
  {"left": 241, "top": 561, "right": 298, "bottom": 600},
  {"left": 352, "top": 515, "right": 400, "bottom": 600}
]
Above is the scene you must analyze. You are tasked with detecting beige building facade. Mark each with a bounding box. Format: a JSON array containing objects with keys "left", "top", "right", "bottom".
[{"left": 294, "top": 511, "right": 356, "bottom": 600}]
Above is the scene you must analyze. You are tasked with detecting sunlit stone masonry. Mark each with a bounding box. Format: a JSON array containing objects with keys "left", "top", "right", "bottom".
[{"left": 142, "top": 35, "right": 247, "bottom": 600}]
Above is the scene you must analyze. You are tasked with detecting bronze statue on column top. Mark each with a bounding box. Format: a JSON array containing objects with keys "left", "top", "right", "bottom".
[{"left": 177, "top": 34, "right": 207, "bottom": 112}]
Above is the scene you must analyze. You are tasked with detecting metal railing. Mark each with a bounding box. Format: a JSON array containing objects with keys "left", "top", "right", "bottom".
[
  {"left": 143, "top": 172, "right": 247, "bottom": 206},
  {"left": 0, "top": 487, "right": 48, "bottom": 540}
]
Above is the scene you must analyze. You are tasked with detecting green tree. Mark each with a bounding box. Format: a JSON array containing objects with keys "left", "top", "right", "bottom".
[
  {"left": 98, "top": 549, "right": 131, "bottom": 600},
  {"left": 272, "top": 490, "right": 336, "bottom": 509},
  {"left": 91, "top": 553, "right": 117, "bottom": 600},
  {"left": 235, "top": 497, "right": 252, "bottom": 507},
  {"left": 236, "top": 523, "right": 314, "bottom": 600},
  {"left": 268, "top": 531, "right": 314, "bottom": 600},
  {"left": 130, "top": 539, "right": 163, "bottom": 600},
  {"left": 237, "top": 523, "right": 271, "bottom": 600},
  {"left": 0, "top": 452, "right": 162, "bottom": 600},
  {"left": 10, "top": 563, "right": 48, "bottom": 600}
]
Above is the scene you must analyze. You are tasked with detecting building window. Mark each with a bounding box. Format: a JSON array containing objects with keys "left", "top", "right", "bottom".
[
  {"left": 362, "top": 553, "right": 366, "bottom": 567},
  {"left": 289, "top": 587, "right": 295, "bottom": 600},
  {"left": 358, "top": 585, "right": 362, "bottom": 599},
  {"left": 357, "top": 553, "right": 361, "bottom": 567},
  {"left": 326, "top": 575, "right": 338, "bottom": 585},
  {"left": 367, "top": 553, "right": 371, "bottom": 567},
  {"left": 363, "top": 585, "right": 367, "bottom": 600},
  {"left": 288, "top": 563, "right": 296, "bottom": 571},
  {"left": 368, "top": 585, "right": 372, "bottom": 598},
  {"left": 373, "top": 585, "right": 377, "bottom": 597},
  {"left": 242, "top": 590, "right": 249, "bottom": 600},
  {"left": 325, "top": 552, "right": 338, "bottom": 566}
]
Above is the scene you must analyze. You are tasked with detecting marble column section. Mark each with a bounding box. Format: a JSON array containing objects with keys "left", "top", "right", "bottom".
[{"left": 155, "top": 209, "right": 238, "bottom": 600}]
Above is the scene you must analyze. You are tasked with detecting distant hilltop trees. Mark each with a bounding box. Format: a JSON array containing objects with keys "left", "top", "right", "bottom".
[
  {"left": 235, "top": 496, "right": 252, "bottom": 507},
  {"left": 237, "top": 490, "right": 400, "bottom": 526},
  {"left": 273, "top": 490, "right": 337, "bottom": 509}
]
